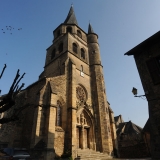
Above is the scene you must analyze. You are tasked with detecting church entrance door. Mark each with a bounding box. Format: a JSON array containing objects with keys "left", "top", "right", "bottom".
[
  {"left": 84, "top": 128, "right": 88, "bottom": 149},
  {"left": 76, "top": 127, "right": 89, "bottom": 149}
]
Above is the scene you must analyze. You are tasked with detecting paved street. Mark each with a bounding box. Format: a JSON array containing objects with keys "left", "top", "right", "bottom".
[{"left": 111, "top": 159, "right": 151, "bottom": 160}]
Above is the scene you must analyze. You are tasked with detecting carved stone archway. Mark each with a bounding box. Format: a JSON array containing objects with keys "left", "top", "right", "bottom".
[{"left": 76, "top": 108, "right": 95, "bottom": 150}]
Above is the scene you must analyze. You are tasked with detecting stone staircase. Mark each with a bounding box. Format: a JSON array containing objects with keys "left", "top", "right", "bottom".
[{"left": 75, "top": 148, "right": 113, "bottom": 160}]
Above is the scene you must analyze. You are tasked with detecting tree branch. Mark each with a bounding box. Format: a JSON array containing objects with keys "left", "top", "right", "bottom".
[{"left": 0, "top": 64, "right": 7, "bottom": 79}]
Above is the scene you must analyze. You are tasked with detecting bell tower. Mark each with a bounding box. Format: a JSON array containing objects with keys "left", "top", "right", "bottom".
[
  {"left": 87, "top": 23, "right": 113, "bottom": 153},
  {"left": 38, "top": 5, "right": 116, "bottom": 159}
]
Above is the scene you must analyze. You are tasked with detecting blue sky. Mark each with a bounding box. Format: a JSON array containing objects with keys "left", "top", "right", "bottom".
[{"left": 1, "top": 0, "right": 160, "bottom": 127}]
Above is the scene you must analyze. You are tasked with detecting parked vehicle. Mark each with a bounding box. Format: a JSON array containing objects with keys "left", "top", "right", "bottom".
[{"left": 0, "top": 148, "right": 30, "bottom": 160}]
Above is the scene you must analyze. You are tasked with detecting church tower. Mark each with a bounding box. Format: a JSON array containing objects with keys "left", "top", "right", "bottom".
[
  {"left": 36, "top": 6, "right": 117, "bottom": 159},
  {"left": 40, "top": 5, "right": 116, "bottom": 158}
]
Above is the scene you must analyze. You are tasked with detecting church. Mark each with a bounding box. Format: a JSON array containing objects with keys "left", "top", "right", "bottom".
[{"left": 0, "top": 6, "right": 117, "bottom": 159}]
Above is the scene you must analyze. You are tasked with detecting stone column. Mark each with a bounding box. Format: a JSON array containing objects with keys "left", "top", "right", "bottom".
[
  {"left": 66, "top": 59, "right": 77, "bottom": 158},
  {"left": 45, "top": 106, "right": 56, "bottom": 160},
  {"left": 81, "top": 126, "right": 85, "bottom": 149},
  {"left": 80, "top": 113, "right": 85, "bottom": 149},
  {"left": 71, "top": 108, "right": 77, "bottom": 159},
  {"left": 34, "top": 106, "right": 43, "bottom": 145}
]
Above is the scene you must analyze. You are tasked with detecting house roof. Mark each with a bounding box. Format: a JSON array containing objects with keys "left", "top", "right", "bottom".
[
  {"left": 64, "top": 6, "right": 78, "bottom": 25},
  {"left": 124, "top": 31, "right": 160, "bottom": 56},
  {"left": 114, "top": 115, "right": 124, "bottom": 123},
  {"left": 116, "top": 121, "right": 142, "bottom": 136}
]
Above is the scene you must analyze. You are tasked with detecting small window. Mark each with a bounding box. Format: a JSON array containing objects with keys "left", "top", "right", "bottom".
[
  {"left": 81, "top": 65, "right": 83, "bottom": 72},
  {"left": 77, "top": 30, "right": 82, "bottom": 38},
  {"left": 81, "top": 48, "right": 85, "bottom": 59},
  {"left": 51, "top": 49, "right": 56, "bottom": 59},
  {"left": 66, "top": 27, "right": 72, "bottom": 33},
  {"left": 57, "top": 30, "right": 60, "bottom": 37},
  {"left": 58, "top": 43, "right": 63, "bottom": 53},
  {"left": 73, "top": 43, "right": 77, "bottom": 53},
  {"left": 57, "top": 104, "right": 61, "bottom": 126},
  {"left": 146, "top": 57, "right": 160, "bottom": 84}
]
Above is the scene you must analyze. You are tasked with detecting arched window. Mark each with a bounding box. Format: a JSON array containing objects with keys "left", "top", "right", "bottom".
[
  {"left": 51, "top": 49, "right": 56, "bottom": 59},
  {"left": 58, "top": 43, "right": 63, "bottom": 53},
  {"left": 81, "top": 65, "right": 83, "bottom": 72},
  {"left": 57, "top": 30, "right": 60, "bottom": 37},
  {"left": 73, "top": 43, "right": 77, "bottom": 53},
  {"left": 77, "top": 30, "right": 82, "bottom": 38},
  {"left": 57, "top": 102, "right": 61, "bottom": 126},
  {"left": 66, "top": 27, "right": 72, "bottom": 33},
  {"left": 81, "top": 48, "right": 85, "bottom": 59}
]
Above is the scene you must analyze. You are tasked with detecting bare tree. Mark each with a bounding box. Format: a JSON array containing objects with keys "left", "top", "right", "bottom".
[{"left": 0, "top": 64, "right": 25, "bottom": 124}]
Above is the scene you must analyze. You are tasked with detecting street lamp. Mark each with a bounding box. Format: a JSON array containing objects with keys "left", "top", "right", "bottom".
[{"left": 132, "top": 87, "right": 146, "bottom": 98}]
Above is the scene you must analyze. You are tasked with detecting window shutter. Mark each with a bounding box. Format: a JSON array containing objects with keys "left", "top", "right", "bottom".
[{"left": 146, "top": 58, "right": 160, "bottom": 84}]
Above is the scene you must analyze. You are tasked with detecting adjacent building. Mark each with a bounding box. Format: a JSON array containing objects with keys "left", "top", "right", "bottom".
[
  {"left": 114, "top": 115, "right": 149, "bottom": 158},
  {"left": 125, "top": 31, "right": 160, "bottom": 159}
]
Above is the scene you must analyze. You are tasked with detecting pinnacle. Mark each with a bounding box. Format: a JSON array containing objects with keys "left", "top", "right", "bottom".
[
  {"left": 88, "top": 23, "right": 94, "bottom": 34},
  {"left": 64, "top": 6, "right": 78, "bottom": 25}
]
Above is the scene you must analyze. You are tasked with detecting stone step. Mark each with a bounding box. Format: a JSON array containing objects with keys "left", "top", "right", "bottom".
[
  {"left": 75, "top": 158, "right": 111, "bottom": 160},
  {"left": 77, "top": 154, "right": 110, "bottom": 157},
  {"left": 75, "top": 149, "right": 112, "bottom": 160}
]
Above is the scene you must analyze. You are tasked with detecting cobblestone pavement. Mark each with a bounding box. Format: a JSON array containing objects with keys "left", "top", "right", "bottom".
[{"left": 111, "top": 158, "right": 151, "bottom": 160}]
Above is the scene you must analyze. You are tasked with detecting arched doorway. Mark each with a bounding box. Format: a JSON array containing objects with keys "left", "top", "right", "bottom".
[{"left": 76, "top": 108, "right": 95, "bottom": 149}]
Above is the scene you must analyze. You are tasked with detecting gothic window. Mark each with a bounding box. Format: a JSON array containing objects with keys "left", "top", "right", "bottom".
[
  {"left": 57, "top": 30, "right": 60, "bottom": 37},
  {"left": 66, "top": 27, "right": 72, "bottom": 33},
  {"left": 77, "top": 30, "right": 82, "bottom": 38},
  {"left": 57, "top": 104, "right": 61, "bottom": 126},
  {"left": 81, "top": 48, "right": 85, "bottom": 59},
  {"left": 73, "top": 43, "right": 77, "bottom": 53},
  {"left": 58, "top": 43, "right": 63, "bottom": 53},
  {"left": 146, "top": 57, "right": 160, "bottom": 84},
  {"left": 51, "top": 49, "right": 56, "bottom": 59}
]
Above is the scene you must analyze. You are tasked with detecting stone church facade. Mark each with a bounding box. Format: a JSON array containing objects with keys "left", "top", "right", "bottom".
[{"left": 0, "top": 6, "right": 117, "bottom": 159}]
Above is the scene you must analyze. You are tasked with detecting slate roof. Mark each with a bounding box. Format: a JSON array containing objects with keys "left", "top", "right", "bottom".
[
  {"left": 64, "top": 6, "right": 78, "bottom": 25},
  {"left": 116, "top": 121, "right": 142, "bottom": 136},
  {"left": 114, "top": 115, "right": 124, "bottom": 123},
  {"left": 88, "top": 23, "right": 94, "bottom": 34},
  {"left": 114, "top": 116, "right": 120, "bottom": 123}
]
